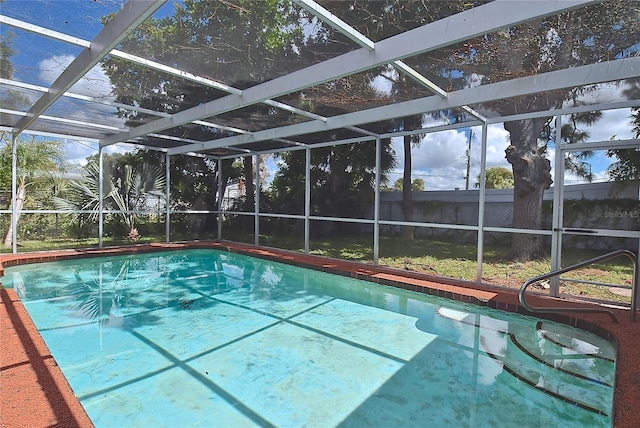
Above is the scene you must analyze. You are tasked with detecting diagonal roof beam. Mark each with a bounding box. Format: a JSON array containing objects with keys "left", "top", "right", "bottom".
[
  {"left": 2, "top": 15, "right": 329, "bottom": 134},
  {"left": 293, "top": 0, "right": 382, "bottom": 138},
  {"left": 101, "top": 0, "right": 598, "bottom": 148},
  {"left": 0, "top": 77, "right": 172, "bottom": 119},
  {"left": 167, "top": 56, "right": 640, "bottom": 155},
  {"left": 0, "top": 15, "right": 90, "bottom": 47},
  {"left": 391, "top": 61, "right": 486, "bottom": 122},
  {"left": 296, "top": 0, "right": 487, "bottom": 123},
  {"left": 293, "top": 0, "right": 375, "bottom": 50},
  {"left": 12, "top": 0, "right": 166, "bottom": 137},
  {"left": 295, "top": 0, "right": 486, "bottom": 123},
  {"left": 293, "top": 1, "right": 478, "bottom": 115}
]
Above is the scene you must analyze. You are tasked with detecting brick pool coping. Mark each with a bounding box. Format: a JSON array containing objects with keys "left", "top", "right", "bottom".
[{"left": 1, "top": 241, "right": 638, "bottom": 428}]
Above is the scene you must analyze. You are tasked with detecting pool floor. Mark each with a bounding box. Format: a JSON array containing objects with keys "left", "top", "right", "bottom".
[{"left": 2, "top": 249, "right": 616, "bottom": 427}]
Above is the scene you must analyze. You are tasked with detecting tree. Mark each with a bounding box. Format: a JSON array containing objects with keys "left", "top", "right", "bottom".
[
  {"left": 477, "top": 167, "right": 514, "bottom": 189},
  {"left": 325, "top": 1, "right": 639, "bottom": 259},
  {"left": 0, "top": 133, "right": 66, "bottom": 247},
  {"left": 317, "top": 1, "right": 473, "bottom": 242},
  {"left": 101, "top": 0, "right": 303, "bottom": 218},
  {"left": 101, "top": 0, "right": 397, "bottom": 235},
  {"left": 83, "top": 150, "right": 241, "bottom": 236},
  {"left": 404, "top": 1, "right": 638, "bottom": 260},
  {"left": 607, "top": 147, "right": 640, "bottom": 182},
  {"left": 392, "top": 176, "right": 425, "bottom": 191},
  {"left": 53, "top": 158, "right": 165, "bottom": 240},
  {"left": 0, "top": 25, "right": 14, "bottom": 79},
  {"left": 606, "top": 78, "right": 640, "bottom": 182},
  {"left": 98, "top": 1, "right": 639, "bottom": 258},
  {"left": 270, "top": 141, "right": 395, "bottom": 235}
]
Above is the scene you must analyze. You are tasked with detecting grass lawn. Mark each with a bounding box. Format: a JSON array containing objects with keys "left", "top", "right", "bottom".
[{"left": 258, "top": 233, "right": 636, "bottom": 305}]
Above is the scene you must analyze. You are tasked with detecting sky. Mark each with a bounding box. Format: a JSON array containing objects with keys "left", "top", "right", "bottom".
[
  {"left": 384, "top": 101, "right": 637, "bottom": 191},
  {"left": 2, "top": 1, "right": 637, "bottom": 187}
]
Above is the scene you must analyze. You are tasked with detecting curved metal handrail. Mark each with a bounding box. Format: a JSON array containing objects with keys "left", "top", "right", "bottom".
[{"left": 519, "top": 249, "right": 639, "bottom": 323}]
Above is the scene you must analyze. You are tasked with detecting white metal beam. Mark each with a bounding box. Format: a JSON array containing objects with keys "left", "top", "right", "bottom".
[
  {"left": 487, "top": 99, "right": 640, "bottom": 124},
  {"left": 168, "top": 56, "right": 640, "bottom": 155},
  {"left": 0, "top": 77, "right": 172, "bottom": 119},
  {"left": 294, "top": 0, "right": 451, "bottom": 131},
  {"left": 293, "top": 0, "right": 375, "bottom": 50},
  {"left": 294, "top": 0, "right": 490, "bottom": 124},
  {"left": 12, "top": 0, "right": 166, "bottom": 137},
  {"left": 0, "top": 15, "right": 91, "bottom": 48},
  {"left": 103, "top": 0, "right": 598, "bottom": 147},
  {"left": 2, "top": 107, "right": 126, "bottom": 132},
  {"left": 1, "top": 14, "right": 340, "bottom": 138},
  {"left": 192, "top": 120, "right": 250, "bottom": 135},
  {"left": 392, "top": 60, "right": 486, "bottom": 122}
]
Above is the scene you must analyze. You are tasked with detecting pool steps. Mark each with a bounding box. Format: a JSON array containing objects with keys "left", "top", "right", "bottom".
[{"left": 436, "top": 306, "right": 614, "bottom": 417}]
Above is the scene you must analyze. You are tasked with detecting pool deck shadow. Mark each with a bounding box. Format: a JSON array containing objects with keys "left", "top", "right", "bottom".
[
  {"left": 1, "top": 241, "right": 639, "bottom": 428},
  {"left": 0, "top": 287, "right": 93, "bottom": 428}
]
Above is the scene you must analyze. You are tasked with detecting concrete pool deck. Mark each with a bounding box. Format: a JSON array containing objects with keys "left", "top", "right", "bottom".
[{"left": 1, "top": 241, "right": 638, "bottom": 428}]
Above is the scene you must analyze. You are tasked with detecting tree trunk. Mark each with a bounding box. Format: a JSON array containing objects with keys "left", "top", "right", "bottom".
[
  {"left": 401, "top": 135, "right": 415, "bottom": 240},
  {"left": 3, "top": 182, "right": 26, "bottom": 248},
  {"left": 504, "top": 119, "right": 553, "bottom": 261}
]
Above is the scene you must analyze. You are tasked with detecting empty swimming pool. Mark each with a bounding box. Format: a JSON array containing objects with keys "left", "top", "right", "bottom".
[{"left": 2, "top": 249, "right": 615, "bottom": 427}]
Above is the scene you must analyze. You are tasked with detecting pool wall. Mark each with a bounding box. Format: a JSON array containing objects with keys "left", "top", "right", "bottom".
[{"left": 1, "top": 241, "right": 639, "bottom": 428}]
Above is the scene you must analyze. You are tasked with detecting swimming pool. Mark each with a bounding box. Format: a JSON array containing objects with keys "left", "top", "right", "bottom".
[{"left": 2, "top": 249, "right": 615, "bottom": 427}]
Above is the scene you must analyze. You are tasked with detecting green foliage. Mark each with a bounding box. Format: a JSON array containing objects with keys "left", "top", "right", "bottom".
[
  {"left": 53, "top": 159, "right": 165, "bottom": 236},
  {"left": 390, "top": 177, "right": 424, "bottom": 191},
  {"left": 477, "top": 166, "right": 514, "bottom": 189},
  {"left": 102, "top": 0, "right": 303, "bottom": 130},
  {"left": 607, "top": 80, "right": 640, "bottom": 182},
  {"left": 0, "top": 133, "right": 66, "bottom": 189},
  {"left": 0, "top": 134, "right": 67, "bottom": 246},
  {"left": 0, "top": 28, "right": 15, "bottom": 79},
  {"left": 606, "top": 147, "right": 640, "bottom": 182},
  {"left": 269, "top": 141, "right": 395, "bottom": 231}
]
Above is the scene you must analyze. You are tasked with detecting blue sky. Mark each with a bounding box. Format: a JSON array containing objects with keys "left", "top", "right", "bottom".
[{"left": 385, "top": 98, "right": 637, "bottom": 191}]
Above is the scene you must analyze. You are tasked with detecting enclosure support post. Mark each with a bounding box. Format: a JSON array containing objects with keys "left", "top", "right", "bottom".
[
  {"left": 373, "top": 138, "right": 381, "bottom": 265},
  {"left": 475, "top": 124, "right": 487, "bottom": 283},
  {"left": 10, "top": 134, "right": 17, "bottom": 254},
  {"left": 165, "top": 152, "right": 170, "bottom": 243},
  {"left": 254, "top": 154, "right": 260, "bottom": 246},
  {"left": 550, "top": 115, "right": 564, "bottom": 297},
  {"left": 98, "top": 147, "right": 104, "bottom": 248},
  {"left": 217, "top": 158, "right": 222, "bottom": 240},
  {"left": 305, "top": 147, "right": 311, "bottom": 254}
]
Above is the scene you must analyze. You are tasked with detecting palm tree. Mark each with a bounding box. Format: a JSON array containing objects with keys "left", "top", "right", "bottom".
[
  {"left": 1, "top": 133, "right": 66, "bottom": 248},
  {"left": 54, "top": 161, "right": 165, "bottom": 240}
]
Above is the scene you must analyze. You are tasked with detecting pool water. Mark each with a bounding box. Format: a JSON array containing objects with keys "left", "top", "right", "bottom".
[{"left": 3, "top": 249, "right": 615, "bottom": 427}]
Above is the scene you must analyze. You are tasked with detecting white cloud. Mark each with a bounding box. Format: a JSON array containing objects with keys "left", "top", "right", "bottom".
[
  {"left": 389, "top": 124, "right": 515, "bottom": 190},
  {"left": 389, "top": 135, "right": 459, "bottom": 190},
  {"left": 63, "top": 140, "right": 98, "bottom": 166},
  {"left": 37, "top": 54, "right": 127, "bottom": 144},
  {"left": 565, "top": 82, "right": 628, "bottom": 107},
  {"left": 413, "top": 130, "right": 468, "bottom": 169},
  {"left": 39, "top": 54, "right": 114, "bottom": 99},
  {"left": 484, "top": 124, "right": 511, "bottom": 167},
  {"left": 63, "top": 140, "right": 135, "bottom": 167},
  {"left": 565, "top": 107, "right": 636, "bottom": 142},
  {"left": 386, "top": 105, "right": 635, "bottom": 190}
]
